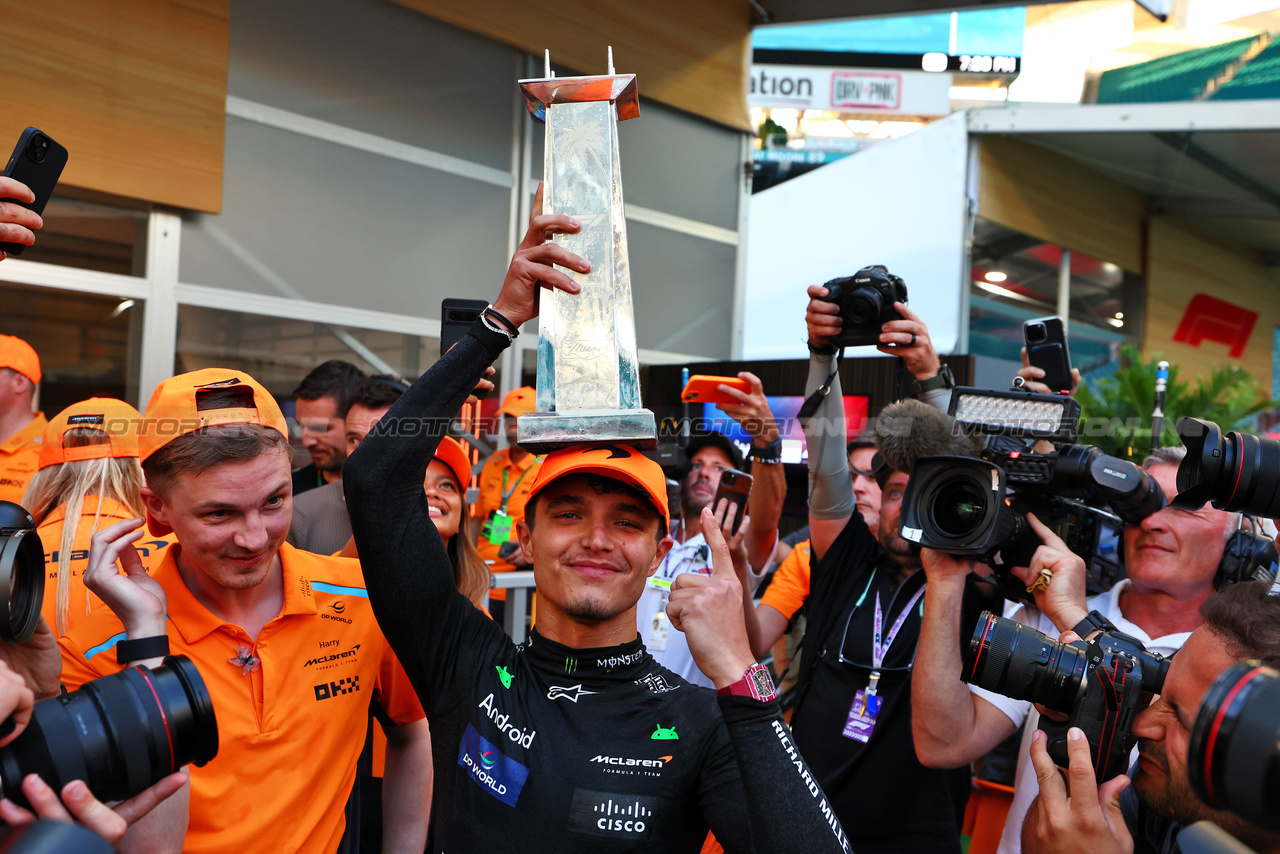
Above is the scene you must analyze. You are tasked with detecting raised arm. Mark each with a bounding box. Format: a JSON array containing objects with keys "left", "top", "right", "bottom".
[
  {"left": 712, "top": 372, "right": 783, "bottom": 572},
  {"left": 911, "top": 548, "right": 1017, "bottom": 768},
  {"left": 804, "top": 285, "right": 855, "bottom": 562},
  {"left": 344, "top": 183, "right": 586, "bottom": 702}
]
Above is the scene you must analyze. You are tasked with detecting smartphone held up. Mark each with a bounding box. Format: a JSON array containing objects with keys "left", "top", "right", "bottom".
[{"left": 1, "top": 127, "right": 67, "bottom": 257}]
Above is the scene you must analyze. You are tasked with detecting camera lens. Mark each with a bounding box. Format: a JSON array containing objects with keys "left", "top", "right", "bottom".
[
  {"left": 25, "top": 135, "right": 47, "bottom": 164},
  {"left": 1175, "top": 418, "right": 1280, "bottom": 517},
  {"left": 962, "top": 611, "right": 1089, "bottom": 713},
  {"left": 1188, "top": 661, "right": 1280, "bottom": 832},
  {"left": 931, "top": 478, "right": 988, "bottom": 538},
  {"left": 847, "top": 288, "right": 884, "bottom": 326},
  {"left": 0, "top": 501, "right": 46, "bottom": 644},
  {"left": 0, "top": 655, "right": 218, "bottom": 809},
  {"left": 1026, "top": 323, "right": 1047, "bottom": 344}
]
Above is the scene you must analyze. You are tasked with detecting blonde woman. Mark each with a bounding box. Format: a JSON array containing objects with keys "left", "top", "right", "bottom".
[{"left": 20, "top": 398, "right": 170, "bottom": 636}]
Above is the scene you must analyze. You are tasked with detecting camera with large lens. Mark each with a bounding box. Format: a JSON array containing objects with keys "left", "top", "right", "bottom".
[
  {"left": 0, "top": 655, "right": 218, "bottom": 809},
  {"left": 1175, "top": 417, "right": 1280, "bottom": 519},
  {"left": 0, "top": 501, "right": 46, "bottom": 643},
  {"left": 963, "top": 611, "right": 1169, "bottom": 782},
  {"left": 1188, "top": 661, "right": 1280, "bottom": 833},
  {"left": 899, "top": 388, "right": 1165, "bottom": 598},
  {"left": 816, "top": 265, "right": 907, "bottom": 347}
]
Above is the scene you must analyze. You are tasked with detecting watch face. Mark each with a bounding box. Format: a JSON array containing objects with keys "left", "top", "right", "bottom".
[{"left": 748, "top": 666, "right": 776, "bottom": 700}]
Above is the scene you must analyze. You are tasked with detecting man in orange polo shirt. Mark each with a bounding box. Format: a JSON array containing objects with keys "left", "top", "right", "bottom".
[
  {"left": 0, "top": 335, "right": 46, "bottom": 506},
  {"left": 474, "top": 386, "right": 540, "bottom": 617},
  {"left": 58, "top": 368, "right": 430, "bottom": 854}
]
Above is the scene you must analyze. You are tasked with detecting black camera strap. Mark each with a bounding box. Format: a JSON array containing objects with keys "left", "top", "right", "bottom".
[{"left": 797, "top": 348, "right": 843, "bottom": 425}]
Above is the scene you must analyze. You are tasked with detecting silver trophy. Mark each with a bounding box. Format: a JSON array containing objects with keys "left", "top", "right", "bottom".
[{"left": 516, "top": 48, "right": 656, "bottom": 454}]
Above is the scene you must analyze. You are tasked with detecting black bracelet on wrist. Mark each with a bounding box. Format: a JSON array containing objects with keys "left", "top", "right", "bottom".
[
  {"left": 484, "top": 306, "right": 520, "bottom": 336},
  {"left": 807, "top": 340, "right": 838, "bottom": 356},
  {"left": 116, "top": 635, "right": 169, "bottom": 664},
  {"left": 749, "top": 438, "right": 782, "bottom": 464}
]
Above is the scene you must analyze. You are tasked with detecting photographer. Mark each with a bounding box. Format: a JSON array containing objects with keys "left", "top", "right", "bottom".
[
  {"left": 1022, "top": 580, "right": 1280, "bottom": 854},
  {"left": 911, "top": 446, "right": 1238, "bottom": 854},
  {"left": 780, "top": 285, "right": 981, "bottom": 852},
  {"left": 0, "top": 177, "right": 41, "bottom": 261}
]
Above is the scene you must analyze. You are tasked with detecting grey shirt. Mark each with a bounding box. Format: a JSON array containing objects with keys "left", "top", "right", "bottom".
[{"left": 288, "top": 479, "right": 352, "bottom": 555}]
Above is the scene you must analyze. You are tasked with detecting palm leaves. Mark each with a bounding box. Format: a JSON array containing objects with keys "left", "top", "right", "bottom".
[{"left": 1075, "top": 345, "right": 1277, "bottom": 459}]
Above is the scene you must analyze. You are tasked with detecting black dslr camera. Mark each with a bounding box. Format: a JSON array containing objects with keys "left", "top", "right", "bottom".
[
  {"left": 817, "top": 265, "right": 907, "bottom": 347},
  {"left": 898, "top": 387, "right": 1166, "bottom": 599},
  {"left": 963, "top": 611, "right": 1169, "bottom": 782}
]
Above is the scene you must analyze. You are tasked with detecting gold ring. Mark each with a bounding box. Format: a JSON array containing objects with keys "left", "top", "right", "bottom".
[{"left": 1026, "top": 568, "right": 1053, "bottom": 594}]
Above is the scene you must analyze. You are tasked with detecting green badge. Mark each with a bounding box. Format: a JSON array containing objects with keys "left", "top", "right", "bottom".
[
  {"left": 496, "top": 665, "right": 513, "bottom": 689},
  {"left": 486, "top": 511, "right": 514, "bottom": 545},
  {"left": 651, "top": 725, "right": 678, "bottom": 740}
]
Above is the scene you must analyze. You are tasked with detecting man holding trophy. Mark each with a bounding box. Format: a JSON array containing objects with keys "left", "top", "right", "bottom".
[{"left": 344, "top": 55, "right": 850, "bottom": 853}]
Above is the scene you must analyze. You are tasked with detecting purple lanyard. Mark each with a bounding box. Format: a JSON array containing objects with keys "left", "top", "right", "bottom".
[{"left": 867, "top": 585, "right": 927, "bottom": 698}]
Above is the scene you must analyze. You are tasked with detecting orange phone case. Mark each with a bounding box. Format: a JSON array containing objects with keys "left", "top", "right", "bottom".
[{"left": 681, "top": 375, "right": 750, "bottom": 405}]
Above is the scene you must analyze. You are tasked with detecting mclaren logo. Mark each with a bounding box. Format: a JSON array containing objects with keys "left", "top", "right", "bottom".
[
  {"left": 304, "top": 644, "right": 360, "bottom": 668},
  {"left": 547, "top": 684, "right": 597, "bottom": 703}
]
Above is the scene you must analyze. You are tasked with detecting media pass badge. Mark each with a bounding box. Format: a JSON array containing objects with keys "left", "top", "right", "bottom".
[
  {"left": 569, "top": 788, "right": 658, "bottom": 839},
  {"left": 457, "top": 723, "right": 530, "bottom": 807}
]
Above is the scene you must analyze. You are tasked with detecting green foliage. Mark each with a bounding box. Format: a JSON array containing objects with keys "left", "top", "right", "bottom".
[
  {"left": 1074, "top": 345, "right": 1277, "bottom": 460},
  {"left": 758, "top": 117, "right": 788, "bottom": 146}
]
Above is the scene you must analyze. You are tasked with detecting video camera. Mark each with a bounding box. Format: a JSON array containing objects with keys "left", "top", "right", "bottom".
[
  {"left": 962, "top": 610, "right": 1169, "bottom": 782},
  {"left": 898, "top": 386, "right": 1166, "bottom": 599},
  {"left": 815, "top": 265, "right": 907, "bottom": 348},
  {"left": 0, "top": 501, "right": 45, "bottom": 643}
]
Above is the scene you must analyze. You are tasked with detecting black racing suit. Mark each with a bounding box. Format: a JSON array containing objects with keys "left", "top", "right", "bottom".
[{"left": 345, "top": 320, "right": 851, "bottom": 853}]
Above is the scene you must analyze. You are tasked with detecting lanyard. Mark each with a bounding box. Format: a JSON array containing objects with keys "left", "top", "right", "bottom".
[
  {"left": 866, "top": 584, "right": 926, "bottom": 699},
  {"left": 500, "top": 463, "right": 532, "bottom": 513}
]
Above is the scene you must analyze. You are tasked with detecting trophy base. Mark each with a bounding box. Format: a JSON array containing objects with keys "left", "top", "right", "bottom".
[{"left": 517, "top": 409, "right": 657, "bottom": 455}]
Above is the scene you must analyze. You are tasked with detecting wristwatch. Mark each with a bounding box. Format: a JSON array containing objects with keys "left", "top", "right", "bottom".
[
  {"left": 1071, "top": 610, "right": 1118, "bottom": 639},
  {"left": 913, "top": 364, "right": 954, "bottom": 395},
  {"left": 717, "top": 662, "right": 778, "bottom": 702}
]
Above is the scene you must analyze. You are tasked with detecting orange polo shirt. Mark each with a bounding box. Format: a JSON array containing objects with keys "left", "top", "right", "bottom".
[
  {"left": 59, "top": 543, "right": 424, "bottom": 854},
  {"left": 761, "top": 539, "right": 812, "bottom": 621},
  {"left": 37, "top": 496, "right": 174, "bottom": 637},
  {"left": 0, "top": 413, "right": 46, "bottom": 506},
  {"left": 474, "top": 447, "right": 541, "bottom": 599}
]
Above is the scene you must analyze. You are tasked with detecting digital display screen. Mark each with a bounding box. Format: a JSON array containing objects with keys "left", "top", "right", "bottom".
[{"left": 701, "top": 395, "right": 869, "bottom": 464}]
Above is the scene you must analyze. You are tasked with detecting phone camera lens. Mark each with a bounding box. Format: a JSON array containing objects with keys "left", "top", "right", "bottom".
[
  {"left": 1026, "top": 323, "right": 1047, "bottom": 344},
  {"left": 26, "top": 135, "right": 47, "bottom": 164}
]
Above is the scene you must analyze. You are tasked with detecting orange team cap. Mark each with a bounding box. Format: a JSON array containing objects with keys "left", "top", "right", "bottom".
[
  {"left": 496, "top": 386, "right": 536, "bottom": 418},
  {"left": 527, "top": 444, "right": 669, "bottom": 526},
  {"left": 38, "top": 398, "right": 143, "bottom": 469},
  {"left": 138, "top": 368, "right": 289, "bottom": 464},
  {"left": 0, "top": 335, "right": 41, "bottom": 384},
  {"left": 433, "top": 436, "right": 473, "bottom": 492}
]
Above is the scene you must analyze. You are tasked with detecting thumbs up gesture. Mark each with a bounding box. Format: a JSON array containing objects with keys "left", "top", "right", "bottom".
[{"left": 665, "top": 506, "right": 759, "bottom": 689}]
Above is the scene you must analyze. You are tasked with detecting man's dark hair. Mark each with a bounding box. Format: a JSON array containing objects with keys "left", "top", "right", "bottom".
[
  {"left": 525, "top": 474, "right": 667, "bottom": 541},
  {"left": 1200, "top": 581, "right": 1280, "bottom": 668},
  {"left": 350, "top": 374, "right": 407, "bottom": 411},
  {"left": 291, "top": 360, "right": 365, "bottom": 417},
  {"left": 847, "top": 437, "right": 876, "bottom": 456}
]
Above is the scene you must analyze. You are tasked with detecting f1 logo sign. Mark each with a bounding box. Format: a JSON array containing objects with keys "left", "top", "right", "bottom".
[{"left": 1172, "top": 294, "right": 1257, "bottom": 358}]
